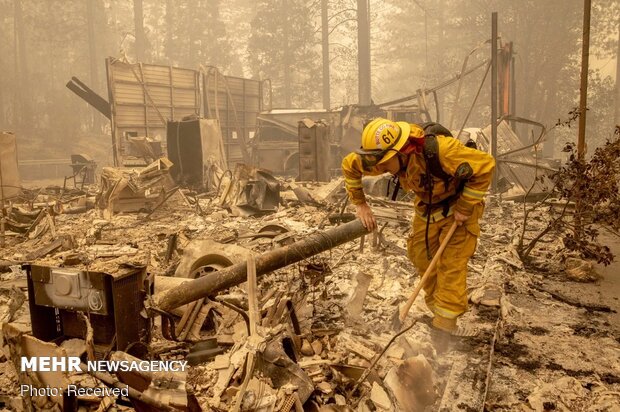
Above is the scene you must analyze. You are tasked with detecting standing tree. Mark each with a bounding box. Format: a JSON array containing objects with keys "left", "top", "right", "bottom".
[
  {"left": 133, "top": 0, "right": 147, "bottom": 62},
  {"left": 13, "top": 0, "right": 30, "bottom": 131},
  {"left": 0, "top": 1, "right": 14, "bottom": 128},
  {"left": 248, "top": 0, "right": 320, "bottom": 108},
  {"left": 372, "top": 0, "right": 611, "bottom": 147},
  {"left": 162, "top": 0, "right": 234, "bottom": 72},
  {"left": 319, "top": 0, "right": 358, "bottom": 106},
  {"left": 588, "top": 0, "right": 619, "bottom": 147}
]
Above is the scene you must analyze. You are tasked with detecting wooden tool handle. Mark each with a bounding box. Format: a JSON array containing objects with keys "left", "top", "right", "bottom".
[{"left": 399, "top": 221, "right": 459, "bottom": 322}]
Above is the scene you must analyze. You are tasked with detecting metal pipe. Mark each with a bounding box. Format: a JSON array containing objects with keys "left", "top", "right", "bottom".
[
  {"left": 152, "top": 220, "right": 370, "bottom": 311},
  {"left": 510, "top": 44, "right": 516, "bottom": 131},
  {"left": 491, "top": 12, "right": 498, "bottom": 193},
  {"left": 615, "top": 16, "right": 620, "bottom": 127},
  {"left": 377, "top": 59, "right": 488, "bottom": 108}
]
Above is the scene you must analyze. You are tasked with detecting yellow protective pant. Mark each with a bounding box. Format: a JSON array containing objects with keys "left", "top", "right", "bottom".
[{"left": 406, "top": 204, "right": 483, "bottom": 320}]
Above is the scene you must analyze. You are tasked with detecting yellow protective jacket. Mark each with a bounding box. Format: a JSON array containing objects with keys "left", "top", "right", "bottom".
[{"left": 341, "top": 126, "right": 496, "bottom": 219}]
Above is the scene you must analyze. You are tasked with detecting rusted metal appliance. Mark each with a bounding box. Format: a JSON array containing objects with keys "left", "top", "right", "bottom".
[
  {"left": 26, "top": 264, "right": 151, "bottom": 356},
  {"left": 298, "top": 119, "right": 331, "bottom": 182}
]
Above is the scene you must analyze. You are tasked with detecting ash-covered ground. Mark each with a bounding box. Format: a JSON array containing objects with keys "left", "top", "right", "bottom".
[{"left": 0, "top": 178, "right": 618, "bottom": 411}]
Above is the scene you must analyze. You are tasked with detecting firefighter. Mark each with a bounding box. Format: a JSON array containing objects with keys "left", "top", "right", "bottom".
[{"left": 341, "top": 118, "right": 496, "bottom": 335}]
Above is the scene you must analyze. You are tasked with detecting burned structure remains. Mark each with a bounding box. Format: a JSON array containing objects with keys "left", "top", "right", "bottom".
[{"left": 1, "top": 5, "right": 619, "bottom": 411}]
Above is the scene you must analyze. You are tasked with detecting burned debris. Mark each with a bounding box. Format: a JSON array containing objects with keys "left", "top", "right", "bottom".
[
  {"left": 1, "top": 1, "right": 619, "bottom": 410},
  {"left": 2, "top": 144, "right": 619, "bottom": 410}
]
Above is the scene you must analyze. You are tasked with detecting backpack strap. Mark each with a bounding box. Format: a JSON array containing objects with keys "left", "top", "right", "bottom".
[
  {"left": 421, "top": 122, "right": 453, "bottom": 137},
  {"left": 423, "top": 134, "right": 452, "bottom": 190}
]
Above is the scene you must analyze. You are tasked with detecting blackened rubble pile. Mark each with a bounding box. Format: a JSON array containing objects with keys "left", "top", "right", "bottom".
[{"left": 0, "top": 169, "right": 618, "bottom": 411}]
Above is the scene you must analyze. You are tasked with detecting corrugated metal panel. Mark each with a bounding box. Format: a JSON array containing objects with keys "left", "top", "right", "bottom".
[
  {"left": 107, "top": 58, "right": 200, "bottom": 166},
  {"left": 203, "top": 69, "right": 262, "bottom": 167},
  {"left": 299, "top": 121, "right": 330, "bottom": 182}
]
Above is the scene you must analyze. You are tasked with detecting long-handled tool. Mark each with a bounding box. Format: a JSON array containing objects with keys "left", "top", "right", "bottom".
[{"left": 391, "top": 221, "right": 458, "bottom": 331}]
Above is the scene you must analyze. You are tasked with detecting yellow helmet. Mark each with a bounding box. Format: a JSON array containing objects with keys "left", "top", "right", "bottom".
[{"left": 358, "top": 118, "right": 411, "bottom": 166}]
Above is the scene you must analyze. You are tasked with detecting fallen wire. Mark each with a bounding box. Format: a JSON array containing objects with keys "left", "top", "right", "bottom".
[
  {"left": 331, "top": 245, "right": 357, "bottom": 268},
  {"left": 349, "top": 320, "right": 417, "bottom": 401},
  {"left": 142, "top": 186, "right": 180, "bottom": 220}
]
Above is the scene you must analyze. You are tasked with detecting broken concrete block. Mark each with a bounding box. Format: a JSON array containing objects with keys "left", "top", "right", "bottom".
[
  {"left": 384, "top": 355, "right": 436, "bottom": 411},
  {"left": 370, "top": 382, "right": 393, "bottom": 411}
]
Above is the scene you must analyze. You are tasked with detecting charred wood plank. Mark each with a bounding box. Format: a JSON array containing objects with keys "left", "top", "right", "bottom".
[{"left": 66, "top": 77, "right": 111, "bottom": 119}]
